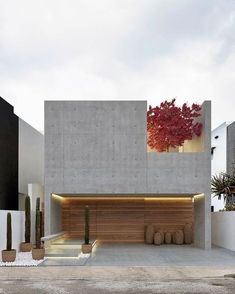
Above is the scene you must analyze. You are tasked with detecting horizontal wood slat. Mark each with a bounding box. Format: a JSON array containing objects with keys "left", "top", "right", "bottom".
[{"left": 62, "top": 198, "right": 194, "bottom": 242}]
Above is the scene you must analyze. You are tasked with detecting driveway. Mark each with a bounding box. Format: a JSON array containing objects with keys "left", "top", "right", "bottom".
[{"left": 42, "top": 243, "right": 235, "bottom": 266}]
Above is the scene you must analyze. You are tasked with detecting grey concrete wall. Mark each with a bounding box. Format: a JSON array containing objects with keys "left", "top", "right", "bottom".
[
  {"left": 227, "top": 122, "right": 235, "bottom": 173},
  {"left": 19, "top": 119, "right": 44, "bottom": 196},
  {"left": 44, "top": 100, "right": 211, "bottom": 248}
]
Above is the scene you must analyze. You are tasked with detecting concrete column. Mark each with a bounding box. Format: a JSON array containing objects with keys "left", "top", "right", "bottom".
[
  {"left": 45, "top": 192, "right": 62, "bottom": 236},
  {"left": 194, "top": 193, "right": 211, "bottom": 249}
]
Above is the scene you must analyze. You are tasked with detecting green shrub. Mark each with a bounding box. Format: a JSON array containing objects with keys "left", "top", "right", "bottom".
[{"left": 225, "top": 203, "right": 235, "bottom": 211}]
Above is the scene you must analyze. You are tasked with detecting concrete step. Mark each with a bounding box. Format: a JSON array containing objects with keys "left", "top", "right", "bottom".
[
  {"left": 45, "top": 247, "right": 81, "bottom": 257},
  {"left": 45, "top": 238, "right": 96, "bottom": 257},
  {"left": 52, "top": 239, "right": 83, "bottom": 246}
]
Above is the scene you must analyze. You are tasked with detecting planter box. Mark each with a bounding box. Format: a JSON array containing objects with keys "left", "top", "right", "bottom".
[
  {"left": 20, "top": 242, "right": 32, "bottom": 252},
  {"left": 32, "top": 248, "right": 45, "bottom": 260},
  {"left": 81, "top": 244, "right": 92, "bottom": 254},
  {"left": 1, "top": 249, "right": 16, "bottom": 262}
]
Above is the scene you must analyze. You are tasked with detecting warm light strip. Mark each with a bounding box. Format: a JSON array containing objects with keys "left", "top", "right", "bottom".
[
  {"left": 51, "top": 193, "right": 64, "bottom": 201},
  {"left": 193, "top": 193, "right": 204, "bottom": 200},
  {"left": 144, "top": 197, "right": 192, "bottom": 201},
  {"left": 46, "top": 256, "right": 79, "bottom": 259},
  {"left": 52, "top": 194, "right": 193, "bottom": 201}
]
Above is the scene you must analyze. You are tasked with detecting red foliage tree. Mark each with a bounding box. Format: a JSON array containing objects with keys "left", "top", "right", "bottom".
[{"left": 147, "top": 99, "right": 202, "bottom": 152}]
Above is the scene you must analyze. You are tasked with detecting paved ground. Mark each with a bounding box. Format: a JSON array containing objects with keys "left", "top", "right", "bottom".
[
  {"left": 0, "top": 266, "right": 235, "bottom": 293},
  {"left": 42, "top": 243, "right": 235, "bottom": 266},
  {"left": 2, "top": 244, "right": 235, "bottom": 293}
]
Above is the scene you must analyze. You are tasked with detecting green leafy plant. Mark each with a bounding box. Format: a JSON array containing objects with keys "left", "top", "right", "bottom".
[
  {"left": 84, "top": 206, "right": 90, "bottom": 245},
  {"left": 225, "top": 203, "right": 235, "bottom": 211},
  {"left": 35, "top": 198, "right": 41, "bottom": 249},
  {"left": 6, "top": 212, "right": 12, "bottom": 251},
  {"left": 25, "top": 195, "right": 31, "bottom": 243},
  {"left": 211, "top": 168, "right": 235, "bottom": 206}
]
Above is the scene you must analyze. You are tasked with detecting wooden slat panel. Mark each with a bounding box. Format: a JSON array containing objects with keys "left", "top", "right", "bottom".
[{"left": 62, "top": 198, "right": 194, "bottom": 242}]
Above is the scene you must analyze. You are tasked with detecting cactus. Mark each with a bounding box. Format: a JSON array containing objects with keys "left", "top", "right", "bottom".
[
  {"left": 36, "top": 197, "right": 40, "bottom": 211},
  {"left": 35, "top": 197, "right": 41, "bottom": 249},
  {"left": 84, "top": 206, "right": 90, "bottom": 245},
  {"left": 40, "top": 211, "right": 44, "bottom": 238},
  {"left": 6, "top": 212, "right": 12, "bottom": 251},
  {"left": 25, "top": 195, "right": 31, "bottom": 243}
]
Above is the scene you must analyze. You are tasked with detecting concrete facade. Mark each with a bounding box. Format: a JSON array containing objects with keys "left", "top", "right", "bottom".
[
  {"left": 227, "top": 121, "right": 235, "bottom": 173},
  {"left": 44, "top": 100, "right": 211, "bottom": 249},
  {"left": 0, "top": 97, "right": 44, "bottom": 210}
]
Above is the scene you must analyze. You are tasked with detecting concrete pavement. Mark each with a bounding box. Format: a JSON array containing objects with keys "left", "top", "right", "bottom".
[{"left": 0, "top": 266, "right": 235, "bottom": 293}]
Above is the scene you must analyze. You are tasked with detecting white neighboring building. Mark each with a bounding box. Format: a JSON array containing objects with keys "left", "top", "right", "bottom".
[
  {"left": 211, "top": 122, "right": 232, "bottom": 211},
  {"left": 18, "top": 118, "right": 44, "bottom": 211}
]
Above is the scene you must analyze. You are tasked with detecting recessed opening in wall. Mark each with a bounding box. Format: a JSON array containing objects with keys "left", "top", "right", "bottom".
[
  {"left": 51, "top": 193, "right": 195, "bottom": 243},
  {"left": 147, "top": 99, "right": 204, "bottom": 153}
]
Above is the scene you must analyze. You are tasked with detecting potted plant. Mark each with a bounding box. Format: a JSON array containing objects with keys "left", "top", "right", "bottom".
[
  {"left": 32, "top": 198, "right": 45, "bottom": 260},
  {"left": 20, "top": 195, "right": 32, "bottom": 252},
  {"left": 81, "top": 206, "right": 92, "bottom": 254},
  {"left": 2, "top": 213, "right": 16, "bottom": 262}
]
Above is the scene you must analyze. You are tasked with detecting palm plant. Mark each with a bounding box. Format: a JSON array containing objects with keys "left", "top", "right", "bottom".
[{"left": 211, "top": 169, "right": 235, "bottom": 205}]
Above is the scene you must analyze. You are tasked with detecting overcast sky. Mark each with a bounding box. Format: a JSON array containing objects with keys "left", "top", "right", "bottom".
[{"left": 0, "top": 0, "right": 235, "bottom": 132}]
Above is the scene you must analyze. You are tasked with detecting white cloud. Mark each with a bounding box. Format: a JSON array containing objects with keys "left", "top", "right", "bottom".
[{"left": 0, "top": 0, "right": 235, "bottom": 131}]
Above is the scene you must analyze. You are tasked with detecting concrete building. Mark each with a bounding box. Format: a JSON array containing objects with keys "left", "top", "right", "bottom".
[
  {"left": 211, "top": 121, "right": 235, "bottom": 211},
  {"left": 0, "top": 97, "right": 44, "bottom": 211},
  {"left": 227, "top": 122, "right": 235, "bottom": 174},
  {"left": 44, "top": 100, "right": 211, "bottom": 249},
  {"left": 0, "top": 98, "right": 18, "bottom": 210}
]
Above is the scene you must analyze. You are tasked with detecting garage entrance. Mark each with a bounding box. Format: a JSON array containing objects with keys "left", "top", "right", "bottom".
[{"left": 59, "top": 195, "right": 194, "bottom": 243}]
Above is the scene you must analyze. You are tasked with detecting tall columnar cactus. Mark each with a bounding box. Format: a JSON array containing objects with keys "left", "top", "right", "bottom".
[
  {"left": 36, "top": 197, "right": 40, "bottom": 211},
  {"left": 84, "top": 206, "right": 90, "bottom": 245},
  {"left": 35, "top": 197, "right": 41, "bottom": 249},
  {"left": 6, "top": 212, "right": 12, "bottom": 251},
  {"left": 25, "top": 195, "right": 31, "bottom": 243},
  {"left": 40, "top": 211, "right": 44, "bottom": 238}
]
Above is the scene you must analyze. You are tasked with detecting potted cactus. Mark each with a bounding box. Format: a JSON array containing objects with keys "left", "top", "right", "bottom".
[
  {"left": 1, "top": 213, "right": 16, "bottom": 262},
  {"left": 81, "top": 206, "right": 92, "bottom": 254},
  {"left": 20, "top": 195, "right": 32, "bottom": 252},
  {"left": 32, "top": 198, "right": 45, "bottom": 260}
]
